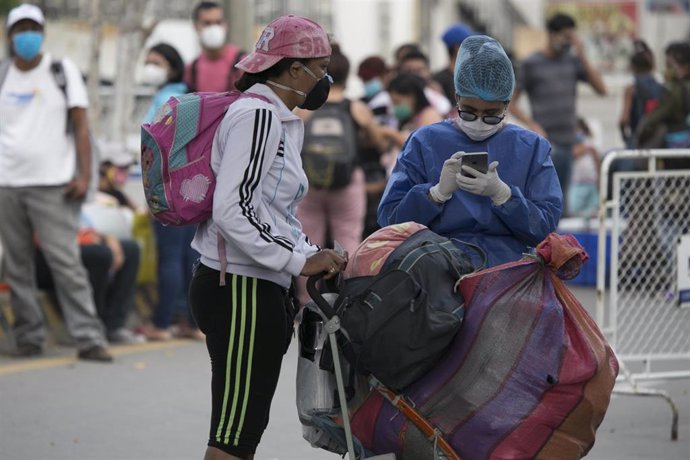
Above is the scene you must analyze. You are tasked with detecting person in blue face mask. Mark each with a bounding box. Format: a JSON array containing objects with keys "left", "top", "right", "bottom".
[
  {"left": 377, "top": 35, "right": 563, "bottom": 267},
  {"left": 0, "top": 4, "right": 113, "bottom": 361},
  {"left": 357, "top": 55, "right": 397, "bottom": 128}
]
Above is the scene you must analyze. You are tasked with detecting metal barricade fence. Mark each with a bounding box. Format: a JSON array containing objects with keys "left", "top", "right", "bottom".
[{"left": 596, "top": 148, "right": 690, "bottom": 440}]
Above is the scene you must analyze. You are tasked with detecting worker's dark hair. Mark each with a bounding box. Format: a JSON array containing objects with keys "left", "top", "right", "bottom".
[
  {"left": 546, "top": 13, "right": 576, "bottom": 33},
  {"left": 400, "top": 50, "right": 430, "bottom": 66},
  {"left": 394, "top": 42, "right": 421, "bottom": 63},
  {"left": 192, "top": 1, "right": 222, "bottom": 22},
  {"left": 666, "top": 41, "right": 690, "bottom": 67},
  {"left": 235, "top": 57, "right": 310, "bottom": 91}
]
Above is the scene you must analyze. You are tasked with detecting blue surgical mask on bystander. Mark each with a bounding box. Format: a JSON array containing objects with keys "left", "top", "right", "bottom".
[
  {"left": 363, "top": 79, "right": 383, "bottom": 98},
  {"left": 12, "top": 31, "right": 43, "bottom": 61}
]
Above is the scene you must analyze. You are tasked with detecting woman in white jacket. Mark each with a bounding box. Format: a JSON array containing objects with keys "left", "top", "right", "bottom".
[{"left": 188, "top": 15, "right": 346, "bottom": 460}]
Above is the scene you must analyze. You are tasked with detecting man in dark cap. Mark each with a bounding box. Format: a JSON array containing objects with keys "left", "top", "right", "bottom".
[{"left": 433, "top": 23, "right": 475, "bottom": 102}]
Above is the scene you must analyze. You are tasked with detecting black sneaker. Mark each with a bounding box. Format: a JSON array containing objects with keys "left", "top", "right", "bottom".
[
  {"left": 13, "top": 344, "right": 43, "bottom": 357},
  {"left": 77, "top": 346, "right": 114, "bottom": 363}
]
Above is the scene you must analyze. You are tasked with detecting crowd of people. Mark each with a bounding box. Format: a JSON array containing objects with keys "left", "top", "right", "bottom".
[
  {"left": 1, "top": 0, "right": 688, "bottom": 352},
  {"left": 0, "top": 1, "right": 248, "bottom": 360},
  {"left": 1, "top": 1, "right": 689, "bottom": 458}
]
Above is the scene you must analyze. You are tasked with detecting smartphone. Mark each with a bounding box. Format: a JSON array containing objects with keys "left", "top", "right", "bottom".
[{"left": 461, "top": 152, "right": 489, "bottom": 177}]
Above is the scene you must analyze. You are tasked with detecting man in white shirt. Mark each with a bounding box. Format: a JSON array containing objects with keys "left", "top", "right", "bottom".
[{"left": 0, "top": 4, "right": 112, "bottom": 361}]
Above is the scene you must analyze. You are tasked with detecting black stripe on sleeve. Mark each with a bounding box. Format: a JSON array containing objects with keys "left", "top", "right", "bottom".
[{"left": 238, "top": 108, "right": 294, "bottom": 251}]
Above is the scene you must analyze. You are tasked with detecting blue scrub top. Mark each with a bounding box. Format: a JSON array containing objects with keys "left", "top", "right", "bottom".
[{"left": 377, "top": 120, "right": 563, "bottom": 267}]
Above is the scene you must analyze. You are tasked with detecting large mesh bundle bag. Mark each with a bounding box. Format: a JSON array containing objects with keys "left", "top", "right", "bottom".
[{"left": 347, "top": 233, "right": 619, "bottom": 459}]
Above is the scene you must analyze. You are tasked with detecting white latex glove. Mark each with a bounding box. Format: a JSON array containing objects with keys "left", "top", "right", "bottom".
[
  {"left": 429, "top": 151, "right": 465, "bottom": 203},
  {"left": 456, "top": 161, "right": 512, "bottom": 206}
]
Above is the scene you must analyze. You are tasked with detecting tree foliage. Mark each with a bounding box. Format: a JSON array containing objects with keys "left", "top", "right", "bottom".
[{"left": 0, "top": 0, "right": 20, "bottom": 16}]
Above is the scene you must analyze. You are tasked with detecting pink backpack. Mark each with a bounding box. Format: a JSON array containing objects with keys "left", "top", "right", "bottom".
[{"left": 141, "top": 91, "right": 270, "bottom": 226}]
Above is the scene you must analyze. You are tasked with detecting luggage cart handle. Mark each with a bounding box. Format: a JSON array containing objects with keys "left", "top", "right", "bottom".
[{"left": 307, "top": 274, "right": 337, "bottom": 320}]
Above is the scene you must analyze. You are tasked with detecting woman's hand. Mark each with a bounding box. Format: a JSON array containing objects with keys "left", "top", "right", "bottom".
[{"left": 301, "top": 249, "right": 348, "bottom": 279}]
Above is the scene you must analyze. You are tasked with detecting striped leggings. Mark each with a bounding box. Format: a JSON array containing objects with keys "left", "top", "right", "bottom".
[{"left": 189, "top": 263, "right": 289, "bottom": 458}]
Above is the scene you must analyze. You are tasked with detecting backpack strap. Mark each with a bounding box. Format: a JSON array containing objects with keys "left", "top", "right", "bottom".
[
  {"left": 50, "top": 60, "right": 67, "bottom": 97},
  {"left": 189, "top": 57, "right": 199, "bottom": 93},
  {"left": 343, "top": 98, "right": 367, "bottom": 167},
  {"left": 368, "top": 376, "right": 460, "bottom": 460},
  {"left": 340, "top": 98, "right": 364, "bottom": 168},
  {"left": 450, "top": 238, "right": 488, "bottom": 271},
  {"left": 339, "top": 98, "right": 360, "bottom": 128},
  {"left": 0, "top": 59, "right": 10, "bottom": 92},
  {"left": 49, "top": 60, "right": 72, "bottom": 133}
]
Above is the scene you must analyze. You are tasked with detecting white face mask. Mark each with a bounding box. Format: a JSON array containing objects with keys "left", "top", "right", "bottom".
[
  {"left": 456, "top": 117, "right": 504, "bottom": 141},
  {"left": 142, "top": 64, "right": 168, "bottom": 87},
  {"left": 200, "top": 25, "right": 226, "bottom": 49}
]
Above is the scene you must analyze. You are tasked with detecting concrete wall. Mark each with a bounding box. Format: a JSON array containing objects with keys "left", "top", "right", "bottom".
[{"left": 331, "top": 0, "right": 417, "bottom": 97}]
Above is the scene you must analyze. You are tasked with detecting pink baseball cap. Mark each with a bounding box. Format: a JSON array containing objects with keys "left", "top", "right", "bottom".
[{"left": 235, "top": 15, "right": 332, "bottom": 74}]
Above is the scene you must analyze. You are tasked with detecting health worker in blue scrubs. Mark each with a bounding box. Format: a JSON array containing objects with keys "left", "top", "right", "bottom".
[{"left": 378, "top": 35, "right": 563, "bottom": 267}]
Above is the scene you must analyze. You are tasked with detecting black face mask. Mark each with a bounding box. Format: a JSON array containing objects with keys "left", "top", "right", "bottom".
[{"left": 299, "top": 74, "right": 332, "bottom": 110}]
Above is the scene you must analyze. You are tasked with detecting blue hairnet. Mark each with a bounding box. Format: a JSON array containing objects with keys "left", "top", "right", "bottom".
[
  {"left": 454, "top": 35, "right": 515, "bottom": 101},
  {"left": 441, "top": 24, "right": 474, "bottom": 48}
]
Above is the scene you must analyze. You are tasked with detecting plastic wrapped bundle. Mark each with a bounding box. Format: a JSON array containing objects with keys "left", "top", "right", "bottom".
[
  {"left": 344, "top": 221, "right": 427, "bottom": 278},
  {"left": 296, "top": 294, "right": 369, "bottom": 457}
]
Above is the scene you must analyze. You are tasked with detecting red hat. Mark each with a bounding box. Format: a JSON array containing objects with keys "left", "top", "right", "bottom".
[
  {"left": 236, "top": 15, "right": 331, "bottom": 74},
  {"left": 357, "top": 56, "right": 388, "bottom": 81}
]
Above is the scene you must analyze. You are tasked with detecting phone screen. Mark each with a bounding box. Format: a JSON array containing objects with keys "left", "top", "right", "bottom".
[{"left": 461, "top": 152, "right": 489, "bottom": 177}]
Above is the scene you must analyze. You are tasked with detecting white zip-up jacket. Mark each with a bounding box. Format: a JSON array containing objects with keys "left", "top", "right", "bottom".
[{"left": 192, "top": 83, "right": 319, "bottom": 288}]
